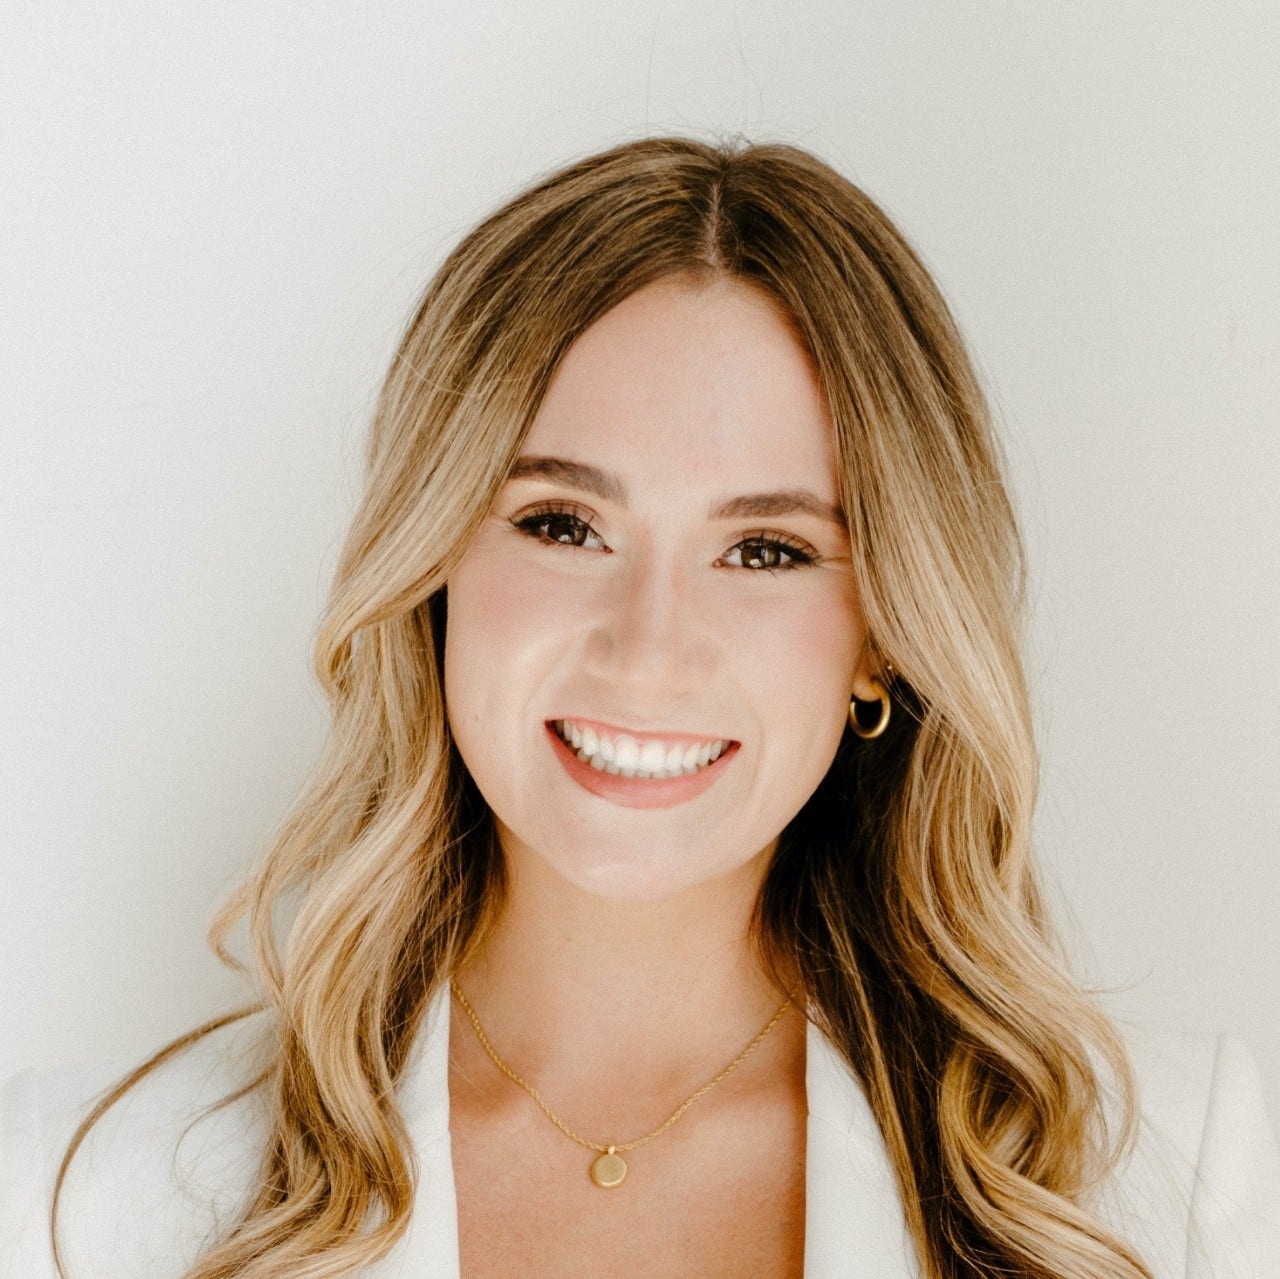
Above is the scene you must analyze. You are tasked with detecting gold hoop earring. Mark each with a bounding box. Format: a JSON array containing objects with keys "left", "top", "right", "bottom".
[{"left": 849, "top": 677, "right": 891, "bottom": 739}]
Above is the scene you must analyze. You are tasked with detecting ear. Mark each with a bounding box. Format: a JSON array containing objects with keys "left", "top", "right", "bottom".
[{"left": 850, "top": 639, "right": 889, "bottom": 702}]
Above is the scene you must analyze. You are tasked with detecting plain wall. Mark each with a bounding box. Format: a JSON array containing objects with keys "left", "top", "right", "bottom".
[{"left": 2, "top": 1, "right": 1277, "bottom": 1123}]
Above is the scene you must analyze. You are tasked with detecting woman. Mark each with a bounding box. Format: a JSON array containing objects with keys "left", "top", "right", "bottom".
[{"left": 3, "top": 135, "right": 1278, "bottom": 1279}]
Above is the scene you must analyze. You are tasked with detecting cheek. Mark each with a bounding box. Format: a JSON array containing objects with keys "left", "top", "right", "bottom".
[
  {"left": 442, "top": 541, "right": 578, "bottom": 731},
  {"left": 733, "top": 579, "right": 863, "bottom": 766},
  {"left": 733, "top": 575, "right": 863, "bottom": 686}
]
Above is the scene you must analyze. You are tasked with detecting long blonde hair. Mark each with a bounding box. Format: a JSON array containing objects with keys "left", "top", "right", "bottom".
[{"left": 52, "top": 134, "right": 1155, "bottom": 1278}]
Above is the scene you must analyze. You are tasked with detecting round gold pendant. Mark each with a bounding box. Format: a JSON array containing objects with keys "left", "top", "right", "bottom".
[{"left": 590, "top": 1146, "right": 627, "bottom": 1188}]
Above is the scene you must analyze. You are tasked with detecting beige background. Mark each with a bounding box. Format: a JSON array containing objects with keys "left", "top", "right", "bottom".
[{"left": 2, "top": 2, "right": 1276, "bottom": 1124}]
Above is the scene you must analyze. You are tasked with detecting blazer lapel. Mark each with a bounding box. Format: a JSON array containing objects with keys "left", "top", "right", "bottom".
[
  {"left": 367, "top": 981, "right": 460, "bottom": 1278},
  {"left": 375, "top": 983, "right": 922, "bottom": 1279},
  {"left": 802, "top": 1010, "right": 922, "bottom": 1278}
]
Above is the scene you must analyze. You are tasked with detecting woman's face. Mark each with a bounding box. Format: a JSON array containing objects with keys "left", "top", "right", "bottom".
[{"left": 444, "top": 274, "right": 873, "bottom": 901}]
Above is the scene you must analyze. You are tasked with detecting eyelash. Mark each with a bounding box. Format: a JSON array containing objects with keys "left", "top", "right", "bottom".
[{"left": 510, "top": 501, "right": 820, "bottom": 574}]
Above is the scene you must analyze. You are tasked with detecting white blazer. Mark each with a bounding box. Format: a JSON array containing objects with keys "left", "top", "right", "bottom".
[{"left": 3, "top": 980, "right": 1279, "bottom": 1278}]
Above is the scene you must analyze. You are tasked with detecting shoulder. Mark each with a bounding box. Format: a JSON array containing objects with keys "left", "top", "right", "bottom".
[
  {"left": 1, "top": 1008, "right": 277, "bottom": 1279},
  {"left": 1090, "top": 1020, "right": 1280, "bottom": 1279}
]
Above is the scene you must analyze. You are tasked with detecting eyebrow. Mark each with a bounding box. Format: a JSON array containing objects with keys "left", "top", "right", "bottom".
[{"left": 507, "top": 455, "right": 848, "bottom": 527}]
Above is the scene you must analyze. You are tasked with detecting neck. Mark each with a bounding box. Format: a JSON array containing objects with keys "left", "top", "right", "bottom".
[{"left": 447, "top": 831, "right": 806, "bottom": 1137}]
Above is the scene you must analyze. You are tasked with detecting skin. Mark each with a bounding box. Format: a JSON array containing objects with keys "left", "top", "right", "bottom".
[{"left": 442, "top": 272, "right": 878, "bottom": 1156}]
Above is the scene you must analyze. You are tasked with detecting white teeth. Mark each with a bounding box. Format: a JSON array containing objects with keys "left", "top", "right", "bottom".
[{"left": 555, "top": 721, "right": 731, "bottom": 780}]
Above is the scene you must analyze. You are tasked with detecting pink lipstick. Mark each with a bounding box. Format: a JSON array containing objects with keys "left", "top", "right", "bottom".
[{"left": 545, "top": 721, "right": 739, "bottom": 809}]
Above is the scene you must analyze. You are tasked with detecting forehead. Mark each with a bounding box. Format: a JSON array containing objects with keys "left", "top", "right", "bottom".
[{"left": 522, "top": 276, "right": 839, "bottom": 499}]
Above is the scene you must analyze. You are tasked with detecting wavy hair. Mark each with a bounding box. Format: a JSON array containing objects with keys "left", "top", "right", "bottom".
[{"left": 52, "top": 134, "right": 1156, "bottom": 1278}]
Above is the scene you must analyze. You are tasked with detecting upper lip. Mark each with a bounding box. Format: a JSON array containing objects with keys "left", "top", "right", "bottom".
[{"left": 550, "top": 716, "right": 736, "bottom": 747}]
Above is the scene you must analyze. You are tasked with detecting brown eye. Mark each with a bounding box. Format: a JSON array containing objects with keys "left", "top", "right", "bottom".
[
  {"left": 725, "top": 536, "right": 817, "bottom": 573},
  {"left": 511, "top": 503, "right": 604, "bottom": 550}
]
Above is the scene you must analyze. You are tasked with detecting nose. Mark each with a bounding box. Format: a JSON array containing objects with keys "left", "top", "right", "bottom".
[{"left": 581, "top": 543, "right": 716, "bottom": 697}]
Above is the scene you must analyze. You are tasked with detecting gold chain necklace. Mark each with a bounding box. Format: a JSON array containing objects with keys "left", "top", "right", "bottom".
[{"left": 448, "top": 975, "right": 792, "bottom": 1188}]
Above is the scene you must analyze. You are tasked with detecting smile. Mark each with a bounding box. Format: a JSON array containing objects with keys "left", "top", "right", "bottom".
[
  {"left": 544, "top": 719, "right": 740, "bottom": 810},
  {"left": 551, "top": 718, "right": 732, "bottom": 779}
]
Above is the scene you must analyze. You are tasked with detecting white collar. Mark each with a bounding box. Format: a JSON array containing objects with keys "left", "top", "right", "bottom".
[{"left": 367, "top": 979, "right": 921, "bottom": 1278}]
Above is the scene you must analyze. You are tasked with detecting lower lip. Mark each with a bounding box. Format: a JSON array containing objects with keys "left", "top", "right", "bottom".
[{"left": 546, "top": 723, "right": 739, "bottom": 809}]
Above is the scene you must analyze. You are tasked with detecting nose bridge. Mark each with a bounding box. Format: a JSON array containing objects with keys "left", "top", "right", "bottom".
[{"left": 593, "top": 538, "right": 702, "bottom": 682}]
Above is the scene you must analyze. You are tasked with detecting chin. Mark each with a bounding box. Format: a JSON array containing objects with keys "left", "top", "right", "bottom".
[{"left": 564, "top": 855, "right": 702, "bottom": 903}]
